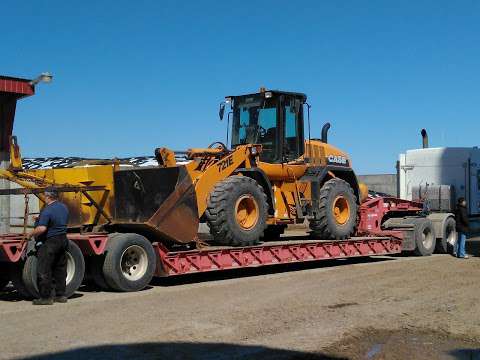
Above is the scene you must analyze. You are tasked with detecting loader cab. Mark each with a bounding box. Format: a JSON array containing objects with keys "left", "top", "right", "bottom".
[{"left": 227, "top": 90, "right": 307, "bottom": 163}]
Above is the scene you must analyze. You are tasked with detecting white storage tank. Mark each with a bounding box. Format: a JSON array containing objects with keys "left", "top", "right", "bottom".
[{"left": 399, "top": 147, "right": 480, "bottom": 216}]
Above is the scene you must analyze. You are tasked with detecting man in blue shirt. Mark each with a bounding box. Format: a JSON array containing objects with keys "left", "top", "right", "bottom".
[{"left": 28, "top": 187, "right": 69, "bottom": 305}]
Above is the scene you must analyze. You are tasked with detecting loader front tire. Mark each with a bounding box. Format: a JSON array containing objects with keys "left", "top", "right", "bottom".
[
  {"left": 206, "top": 176, "right": 268, "bottom": 246},
  {"left": 309, "top": 178, "right": 358, "bottom": 240}
]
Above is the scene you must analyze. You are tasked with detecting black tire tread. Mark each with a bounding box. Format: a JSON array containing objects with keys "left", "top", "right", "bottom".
[
  {"left": 206, "top": 176, "right": 268, "bottom": 246},
  {"left": 435, "top": 217, "right": 456, "bottom": 254},
  {"left": 309, "top": 178, "right": 358, "bottom": 240},
  {"left": 10, "top": 263, "right": 32, "bottom": 299},
  {"left": 102, "top": 233, "right": 156, "bottom": 292},
  {"left": 90, "top": 255, "right": 111, "bottom": 290},
  {"left": 22, "top": 241, "right": 85, "bottom": 298},
  {"left": 412, "top": 218, "right": 436, "bottom": 256}
]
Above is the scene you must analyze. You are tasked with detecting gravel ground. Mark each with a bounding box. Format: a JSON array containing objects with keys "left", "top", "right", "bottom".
[{"left": 1, "top": 238, "right": 480, "bottom": 360}]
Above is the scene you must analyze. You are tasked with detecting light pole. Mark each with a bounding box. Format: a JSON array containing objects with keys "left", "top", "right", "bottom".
[{"left": 29, "top": 72, "right": 53, "bottom": 86}]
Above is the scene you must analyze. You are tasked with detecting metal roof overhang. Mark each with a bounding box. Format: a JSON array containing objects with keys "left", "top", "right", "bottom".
[
  {"left": 0, "top": 76, "right": 34, "bottom": 99},
  {"left": 0, "top": 76, "right": 35, "bottom": 153}
]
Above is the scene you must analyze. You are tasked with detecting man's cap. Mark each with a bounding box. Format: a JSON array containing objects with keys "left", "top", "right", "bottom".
[{"left": 44, "top": 186, "right": 59, "bottom": 198}]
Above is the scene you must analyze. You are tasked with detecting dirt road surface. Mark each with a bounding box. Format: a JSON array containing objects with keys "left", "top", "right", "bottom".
[{"left": 1, "top": 238, "right": 480, "bottom": 360}]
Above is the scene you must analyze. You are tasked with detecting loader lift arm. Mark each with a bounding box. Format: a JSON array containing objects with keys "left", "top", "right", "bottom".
[{"left": 137, "top": 143, "right": 263, "bottom": 244}]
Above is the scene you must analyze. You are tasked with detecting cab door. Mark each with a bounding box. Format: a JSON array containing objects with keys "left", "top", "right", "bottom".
[{"left": 281, "top": 95, "right": 304, "bottom": 162}]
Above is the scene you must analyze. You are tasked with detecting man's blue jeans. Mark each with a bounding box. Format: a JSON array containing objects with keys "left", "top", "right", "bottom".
[{"left": 456, "top": 232, "right": 467, "bottom": 258}]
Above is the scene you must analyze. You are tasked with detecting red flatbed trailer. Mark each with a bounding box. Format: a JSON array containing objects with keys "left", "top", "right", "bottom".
[
  {"left": 0, "top": 233, "right": 401, "bottom": 276},
  {"left": 0, "top": 194, "right": 428, "bottom": 298},
  {"left": 1, "top": 187, "right": 456, "bottom": 300}
]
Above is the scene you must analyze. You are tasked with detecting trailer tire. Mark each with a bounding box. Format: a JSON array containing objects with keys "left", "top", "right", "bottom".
[
  {"left": 435, "top": 217, "right": 457, "bottom": 254},
  {"left": 413, "top": 218, "right": 436, "bottom": 256},
  {"left": 89, "top": 255, "right": 111, "bottom": 291},
  {"left": 261, "top": 225, "right": 287, "bottom": 241},
  {"left": 22, "top": 241, "right": 85, "bottom": 298},
  {"left": 102, "top": 233, "right": 156, "bottom": 292},
  {"left": 206, "top": 176, "right": 268, "bottom": 246},
  {"left": 0, "top": 264, "right": 9, "bottom": 291},
  {"left": 10, "top": 263, "right": 33, "bottom": 299},
  {"left": 0, "top": 275, "right": 9, "bottom": 291},
  {"left": 309, "top": 178, "right": 358, "bottom": 240}
]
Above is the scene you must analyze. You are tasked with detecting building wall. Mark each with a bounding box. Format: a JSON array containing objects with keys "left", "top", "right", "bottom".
[
  {"left": 358, "top": 174, "right": 398, "bottom": 197},
  {"left": 8, "top": 181, "right": 39, "bottom": 234}
]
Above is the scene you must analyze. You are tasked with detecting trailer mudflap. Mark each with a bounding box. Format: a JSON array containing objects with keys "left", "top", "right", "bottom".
[{"left": 0, "top": 235, "right": 27, "bottom": 263}]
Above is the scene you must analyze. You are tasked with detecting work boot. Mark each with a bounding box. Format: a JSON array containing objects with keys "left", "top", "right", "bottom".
[
  {"left": 54, "top": 296, "right": 68, "bottom": 303},
  {"left": 32, "top": 298, "right": 54, "bottom": 305}
]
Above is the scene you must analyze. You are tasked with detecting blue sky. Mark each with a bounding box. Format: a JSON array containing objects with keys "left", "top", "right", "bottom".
[{"left": 2, "top": 1, "right": 479, "bottom": 173}]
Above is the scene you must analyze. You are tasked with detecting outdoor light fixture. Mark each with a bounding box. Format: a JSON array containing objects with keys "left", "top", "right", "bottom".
[
  {"left": 264, "top": 91, "right": 272, "bottom": 98},
  {"left": 30, "top": 72, "right": 53, "bottom": 86}
]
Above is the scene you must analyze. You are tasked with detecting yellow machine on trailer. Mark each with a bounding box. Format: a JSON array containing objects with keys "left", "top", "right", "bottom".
[{"left": 2, "top": 89, "right": 365, "bottom": 250}]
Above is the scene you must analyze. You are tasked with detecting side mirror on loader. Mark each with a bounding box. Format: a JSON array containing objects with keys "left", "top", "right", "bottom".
[{"left": 219, "top": 102, "right": 225, "bottom": 120}]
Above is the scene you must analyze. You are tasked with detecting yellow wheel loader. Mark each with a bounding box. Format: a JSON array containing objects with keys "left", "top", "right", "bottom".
[{"left": 1, "top": 89, "right": 365, "bottom": 248}]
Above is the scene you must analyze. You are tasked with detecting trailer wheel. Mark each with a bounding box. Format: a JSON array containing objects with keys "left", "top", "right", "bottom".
[
  {"left": 102, "top": 233, "right": 156, "bottom": 292},
  {"left": 89, "top": 255, "right": 111, "bottom": 291},
  {"left": 413, "top": 219, "right": 436, "bottom": 256},
  {"left": 0, "top": 275, "right": 9, "bottom": 291},
  {"left": 435, "top": 217, "right": 457, "bottom": 254},
  {"left": 309, "top": 178, "right": 358, "bottom": 240},
  {"left": 261, "top": 225, "right": 287, "bottom": 241},
  {"left": 10, "top": 263, "right": 33, "bottom": 299},
  {"left": 0, "top": 264, "right": 9, "bottom": 291},
  {"left": 206, "top": 176, "right": 268, "bottom": 246},
  {"left": 22, "top": 241, "right": 85, "bottom": 298}
]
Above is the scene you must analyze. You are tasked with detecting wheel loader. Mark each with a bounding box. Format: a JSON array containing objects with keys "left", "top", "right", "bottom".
[{"left": 1, "top": 89, "right": 366, "bottom": 248}]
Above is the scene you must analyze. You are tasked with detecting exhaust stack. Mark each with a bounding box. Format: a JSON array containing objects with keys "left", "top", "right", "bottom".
[
  {"left": 321, "top": 123, "right": 331, "bottom": 143},
  {"left": 421, "top": 128, "right": 428, "bottom": 149}
]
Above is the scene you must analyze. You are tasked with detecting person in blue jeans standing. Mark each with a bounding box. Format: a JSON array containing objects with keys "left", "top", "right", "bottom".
[{"left": 454, "top": 197, "right": 469, "bottom": 259}]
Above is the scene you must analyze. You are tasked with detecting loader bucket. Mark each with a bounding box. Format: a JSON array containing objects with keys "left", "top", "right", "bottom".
[{"left": 113, "top": 166, "right": 199, "bottom": 244}]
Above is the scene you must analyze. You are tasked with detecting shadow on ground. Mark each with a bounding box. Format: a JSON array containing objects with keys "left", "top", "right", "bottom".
[
  {"left": 15, "top": 333, "right": 480, "bottom": 360},
  {"left": 1, "top": 256, "right": 395, "bottom": 300},
  {"left": 466, "top": 239, "right": 480, "bottom": 257},
  {"left": 323, "top": 327, "right": 480, "bottom": 360},
  {"left": 17, "top": 342, "right": 345, "bottom": 360},
  {"left": 151, "top": 256, "right": 395, "bottom": 287}
]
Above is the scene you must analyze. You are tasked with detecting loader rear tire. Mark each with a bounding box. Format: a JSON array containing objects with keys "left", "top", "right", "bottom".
[
  {"left": 309, "top": 178, "right": 358, "bottom": 240},
  {"left": 206, "top": 176, "right": 268, "bottom": 246},
  {"left": 22, "top": 241, "right": 85, "bottom": 299},
  {"left": 102, "top": 233, "right": 156, "bottom": 292}
]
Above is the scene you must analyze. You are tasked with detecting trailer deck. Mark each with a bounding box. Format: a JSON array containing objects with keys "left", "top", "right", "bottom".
[
  {"left": 0, "top": 232, "right": 402, "bottom": 277},
  {"left": 153, "top": 236, "right": 402, "bottom": 276}
]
